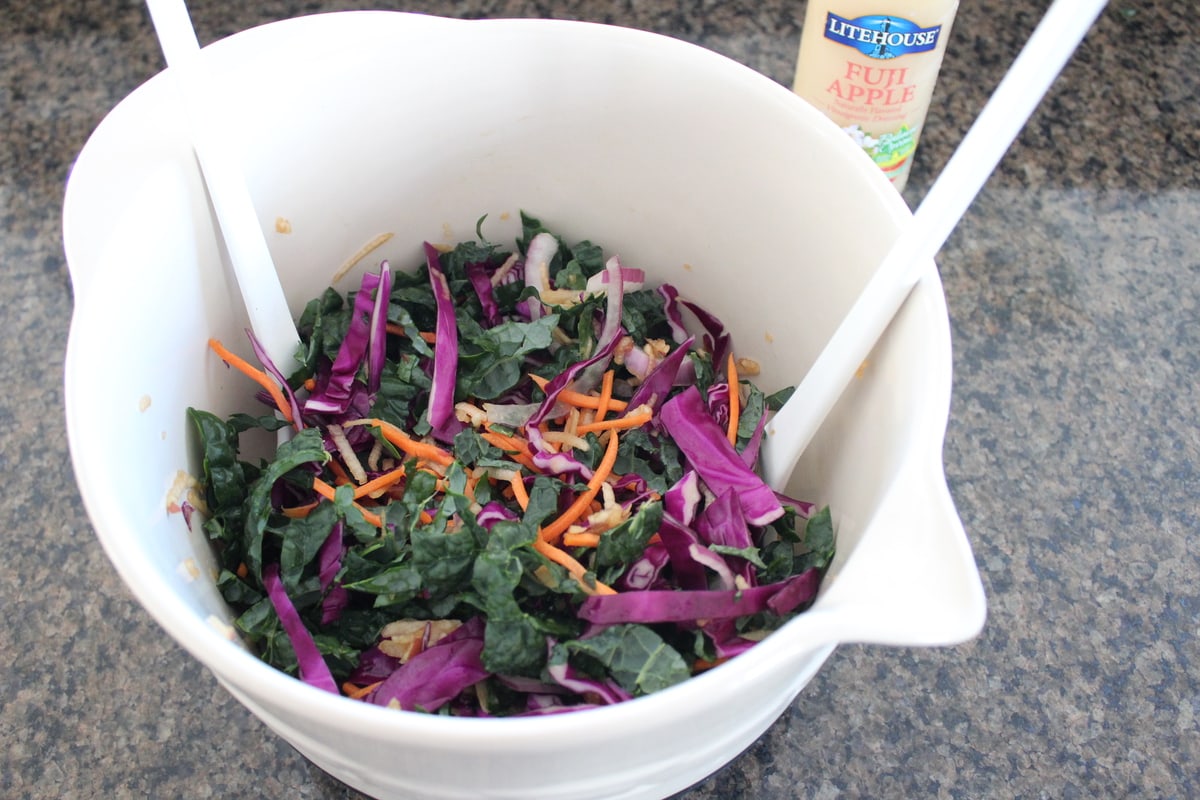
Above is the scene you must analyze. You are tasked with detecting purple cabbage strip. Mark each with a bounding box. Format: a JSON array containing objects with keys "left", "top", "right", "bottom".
[
  {"left": 423, "top": 242, "right": 460, "bottom": 434},
  {"left": 680, "top": 297, "right": 732, "bottom": 369},
  {"left": 662, "top": 470, "right": 702, "bottom": 526},
  {"left": 740, "top": 412, "right": 768, "bottom": 468},
  {"left": 585, "top": 264, "right": 645, "bottom": 294},
  {"left": 465, "top": 260, "right": 502, "bottom": 327},
  {"left": 696, "top": 489, "right": 753, "bottom": 550},
  {"left": 660, "top": 386, "right": 784, "bottom": 526},
  {"left": 686, "top": 542, "right": 737, "bottom": 590},
  {"left": 696, "top": 489, "right": 756, "bottom": 586},
  {"left": 244, "top": 328, "right": 304, "bottom": 427},
  {"left": 577, "top": 569, "right": 822, "bottom": 625},
  {"left": 706, "top": 381, "right": 731, "bottom": 431},
  {"left": 575, "top": 257, "right": 626, "bottom": 391},
  {"left": 547, "top": 659, "right": 633, "bottom": 705},
  {"left": 654, "top": 513, "right": 710, "bottom": 591},
  {"left": 261, "top": 563, "right": 339, "bottom": 694},
  {"left": 475, "top": 501, "right": 519, "bottom": 531},
  {"left": 531, "top": 448, "right": 595, "bottom": 481},
  {"left": 656, "top": 283, "right": 690, "bottom": 344},
  {"left": 701, "top": 619, "right": 760, "bottom": 659},
  {"left": 317, "top": 520, "right": 349, "bottom": 625},
  {"left": 366, "top": 262, "right": 392, "bottom": 395},
  {"left": 617, "top": 542, "right": 671, "bottom": 591},
  {"left": 522, "top": 232, "right": 558, "bottom": 321},
  {"left": 775, "top": 491, "right": 818, "bottom": 519},
  {"left": 369, "top": 617, "right": 489, "bottom": 712},
  {"left": 348, "top": 645, "right": 403, "bottom": 685},
  {"left": 304, "top": 270, "right": 382, "bottom": 415},
  {"left": 626, "top": 335, "right": 695, "bottom": 416}
]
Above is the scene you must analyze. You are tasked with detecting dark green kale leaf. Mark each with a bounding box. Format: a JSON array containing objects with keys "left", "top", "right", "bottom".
[
  {"left": 454, "top": 312, "right": 560, "bottom": 400},
  {"left": 471, "top": 520, "right": 547, "bottom": 675},
  {"left": 596, "top": 501, "right": 663, "bottom": 568},
  {"left": 549, "top": 623, "right": 691, "bottom": 696},
  {"left": 243, "top": 427, "right": 330, "bottom": 581},
  {"left": 795, "top": 506, "right": 836, "bottom": 573}
]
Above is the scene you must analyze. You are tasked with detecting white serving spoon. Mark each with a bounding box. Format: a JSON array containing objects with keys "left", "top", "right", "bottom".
[
  {"left": 760, "top": 0, "right": 1110, "bottom": 491},
  {"left": 145, "top": 0, "right": 302, "bottom": 374}
]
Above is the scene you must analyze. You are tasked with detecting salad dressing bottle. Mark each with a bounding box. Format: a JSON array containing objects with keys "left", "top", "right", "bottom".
[{"left": 792, "top": 0, "right": 959, "bottom": 192}]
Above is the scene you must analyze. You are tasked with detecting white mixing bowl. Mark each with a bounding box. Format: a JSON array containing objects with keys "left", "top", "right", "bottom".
[{"left": 63, "top": 12, "right": 985, "bottom": 800}]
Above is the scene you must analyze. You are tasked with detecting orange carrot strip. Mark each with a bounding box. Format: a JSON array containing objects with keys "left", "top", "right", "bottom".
[
  {"left": 208, "top": 338, "right": 293, "bottom": 423},
  {"left": 282, "top": 502, "right": 318, "bottom": 519},
  {"left": 575, "top": 410, "right": 653, "bottom": 435},
  {"left": 481, "top": 430, "right": 526, "bottom": 452},
  {"left": 343, "top": 680, "right": 383, "bottom": 699},
  {"left": 596, "top": 370, "right": 615, "bottom": 423},
  {"left": 528, "top": 374, "right": 628, "bottom": 412},
  {"left": 327, "top": 459, "right": 351, "bottom": 486},
  {"left": 384, "top": 323, "right": 437, "bottom": 345},
  {"left": 726, "top": 353, "right": 740, "bottom": 446},
  {"left": 349, "top": 418, "right": 455, "bottom": 467},
  {"left": 312, "top": 477, "right": 384, "bottom": 528},
  {"left": 480, "top": 431, "right": 539, "bottom": 471},
  {"left": 539, "top": 430, "right": 620, "bottom": 544},
  {"left": 562, "top": 532, "right": 601, "bottom": 548},
  {"left": 509, "top": 474, "right": 530, "bottom": 511},
  {"left": 353, "top": 465, "right": 407, "bottom": 499},
  {"left": 235, "top": 562, "right": 249, "bottom": 580},
  {"left": 532, "top": 537, "right": 615, "bottom": 595}
]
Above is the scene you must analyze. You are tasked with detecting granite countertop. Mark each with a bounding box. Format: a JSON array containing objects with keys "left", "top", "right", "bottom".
[{"left": 3, "top": 0, "right": 1198, "bottom": 797}]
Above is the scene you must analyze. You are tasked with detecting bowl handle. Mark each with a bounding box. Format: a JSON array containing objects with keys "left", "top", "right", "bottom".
[{"left": 780, "top": 460, "right": 986, "bottom": 652}]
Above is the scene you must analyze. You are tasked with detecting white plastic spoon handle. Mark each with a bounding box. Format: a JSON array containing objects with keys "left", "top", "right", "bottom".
[
  {"left": 145, "top": 0, "right": 301, "bottom": 371},
  {"left": 761, "top": 0, "right": 1109, "bottom": 491}
]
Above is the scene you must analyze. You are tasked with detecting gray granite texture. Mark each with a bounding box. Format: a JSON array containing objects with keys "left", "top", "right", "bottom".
[{"left": 2, "top": 0, "right": 1198, "bottom": 797}]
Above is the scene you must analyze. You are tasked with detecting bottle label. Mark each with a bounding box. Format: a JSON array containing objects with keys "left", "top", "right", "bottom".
[
  {"left": 843, "top": 123, "right": 917, "bottom": 177},
  {"left": 824, "top": 13, "right": 943, "bottom": 59}
]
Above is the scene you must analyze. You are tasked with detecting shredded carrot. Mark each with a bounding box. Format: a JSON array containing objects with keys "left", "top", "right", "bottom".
[
  {"left": 508, "top": 474, "right": 530, "bottom": 511},
  {"left": 384, "top": 323, "right": 437, "bottom": 345},
  {"left": 539, "top": 430, "right": 620, "bottom": 544},
  {"left": 596, "top": 370, "right": 615, "bottom": 423},
  {"left": 282, "top": 502, "right": 318, "bottom": 519},
  {"left": 562, "top": 531, "right": 601, "bottom": 548},
  {"left": 303, "top": 377, "right": 317, "bottom": 391},
  {"left": 532, "top": 537, "right": 615, "bottom": 595},
  {"left": 726, "top": 353, "right": 740, "bottom": 445},
  {"left": 481, "top": 429, "right": 526, "bottom": 452},
  {"left": 528, "top": 373, "right": 628, "bottom": 412},
  {"left": 235, "top": 562, "right": 249, "bottom": 580},
  {"left": 208, "top": 338, "right": 293, "bottom": 423},
  {"left": 575, "top": 409, "right": 653, "bottom": 435},
  {"left": 480, "top": 431, "right": 539, "bottom": 471},
  {"left": 353, "top": 465, "right": 406, "bottom": 499},
  {"left": 693, "top": 657, "right": 729, "bottom": 673},
  {"left": 343, "top": 680, "right": 383, "bottom": 699},
  {"left": 347, "top": 418, "right": 455, "bottom": 467},
  {"left": 312, "top": 477, "right": 384, "bottom": 528},
  {"left": 327, "top": 458, "right": 351, "bottom": 486}
]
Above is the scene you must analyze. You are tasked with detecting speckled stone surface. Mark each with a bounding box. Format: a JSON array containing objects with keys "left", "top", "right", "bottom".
[{"left": 2, "top": 0, "right": 1198, "bottom": 798}]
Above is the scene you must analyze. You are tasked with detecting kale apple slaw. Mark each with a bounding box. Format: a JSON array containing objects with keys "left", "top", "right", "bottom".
[{"left": 189, "top": 214, "right": 835, "bottom": 716}]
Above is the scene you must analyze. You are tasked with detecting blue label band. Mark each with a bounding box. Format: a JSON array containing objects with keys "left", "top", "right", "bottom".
[{"left": 824, "top": 13, "right": 942, "bottom": 59}]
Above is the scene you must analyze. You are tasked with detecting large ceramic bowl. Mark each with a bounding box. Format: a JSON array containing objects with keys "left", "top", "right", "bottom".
[{"left": 63, "top": 12, "right": 985, "bottom": 800}]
